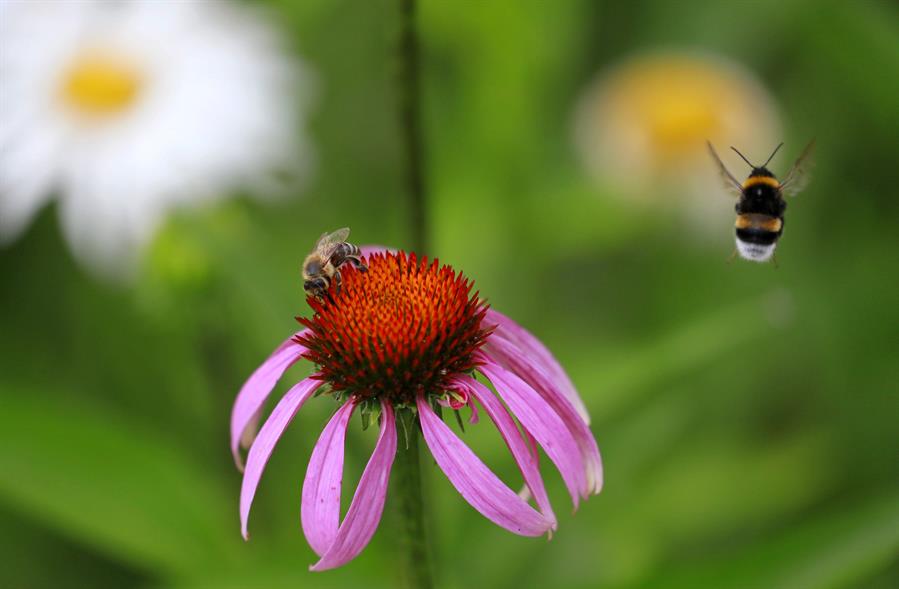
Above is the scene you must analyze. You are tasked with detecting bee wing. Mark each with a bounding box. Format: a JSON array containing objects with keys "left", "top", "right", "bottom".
[
  {"left": 327, "top": 227, "right": 351, "bottom": 243},
  {"left": 706, "top": 141, "right": 744, "bottom": 198},
  {"left": 314, "top": 227, "right": 351, "bottom": 258},
  {"left": 779, "top": 140, "right": 815, "bottom": 197}
]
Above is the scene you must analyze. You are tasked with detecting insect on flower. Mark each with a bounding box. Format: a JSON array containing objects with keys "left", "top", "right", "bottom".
[
  {"left": 231, "top": 249, "right": 602, "bottom": 571},
  {"left": 301, "top": 227, "right": 366, "bottom": 299}
]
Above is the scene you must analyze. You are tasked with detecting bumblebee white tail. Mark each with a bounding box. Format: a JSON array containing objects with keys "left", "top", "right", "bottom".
[{"left": 736, "top": 238, "right": 777, "bottom": 262}]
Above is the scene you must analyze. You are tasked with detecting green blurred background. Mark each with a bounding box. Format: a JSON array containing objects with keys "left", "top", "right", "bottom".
[{"left": 1, "top": 0, "right": 897, "bottom": 588}]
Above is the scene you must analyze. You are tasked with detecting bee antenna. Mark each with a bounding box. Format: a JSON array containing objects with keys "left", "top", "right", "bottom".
[
  {"left": 762, "top": 142, "right": 784, "bottom": 168},
  {"left": 730, "top": 146, "right": 755, "bottom": 169}
]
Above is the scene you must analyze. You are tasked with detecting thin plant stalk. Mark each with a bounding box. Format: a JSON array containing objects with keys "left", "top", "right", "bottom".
[
  {"left": 398, "top": 0, "right": 427, "bottom": 255},
  {"left": 395, "top": 0, "right": 433, "bottom": 587},
  {"left": 393, "top": 415, "right": 433, "bottom": 589}
]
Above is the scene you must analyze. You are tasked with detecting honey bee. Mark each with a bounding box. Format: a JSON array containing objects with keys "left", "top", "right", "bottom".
[
  {"left": 302, "top": 227, "right": 366, "bottom": 298},
  {"left": 708, "top": 140, "right": 815, "bottom": 263}
]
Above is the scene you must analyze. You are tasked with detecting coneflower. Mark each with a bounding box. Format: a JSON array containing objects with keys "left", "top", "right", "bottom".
[{"left": 231, "top": 250, "right": 602, "bottom": 571}]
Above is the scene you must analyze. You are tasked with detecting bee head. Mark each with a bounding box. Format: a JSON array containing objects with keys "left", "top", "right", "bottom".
[
  {"left": 304, "top": 277, "right": 328, "bottom": 297},
  {"left": 305, "top": 260, "right": 322, "bottom": 275}
]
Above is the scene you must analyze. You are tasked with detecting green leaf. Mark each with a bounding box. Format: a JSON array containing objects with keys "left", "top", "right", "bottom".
[
  {"left": 453, "top": 407, "right": 465, "bottom": 433},
  {"left": 360, "top": 401, "right": 372, "bottom": 431},
  {"left": 0, "top": 388, "right": 240, "bottom": 577}
]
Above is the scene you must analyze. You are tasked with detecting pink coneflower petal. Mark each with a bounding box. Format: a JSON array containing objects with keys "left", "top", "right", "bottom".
[
  {"left": 467, "top": 397, "right": 480, "bottom": 424},
  {"left": 416, "top": 394, "right": 553, "bottom": 537},
  {"left": 301, "top": 399, "right": 356, "bottom": 556},
  {"left": 231, "top": 331, "right": 309, "bottom": 469},
  {"left": 477, "top": 353, "right": 589, "bottom": 505},
  {"left": 240, "top": 377, "right": 320, "bottom": 540},
  {"left": 525, "top": 430, "right": 540, "bottom": 462},
  {"left": 485, "top": 309, "right": 590, "bottom": 424},
  {"left": 310, "top": 401, "right": 397, "bottom": 571},
  {"left": 483, "top": 337, "right": 604, "bottom": 495},
  {"left": 360, "top": 245, "right": 394, "bottom": 257},
  {"left": 450, "top": 374, "right": 557, "bottom": 529},
  {"left": 516, "top": 431, "right": 541, "bottom": 503}
]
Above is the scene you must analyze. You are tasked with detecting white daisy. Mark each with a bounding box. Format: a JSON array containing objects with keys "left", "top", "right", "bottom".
[{"left": 0, "top": 0, "right": 313, "bottom": 276}]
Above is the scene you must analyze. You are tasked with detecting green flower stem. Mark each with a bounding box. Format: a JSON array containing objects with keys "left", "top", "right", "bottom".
[
  {"left": 398, "top": 0, "right": 427, "bottom": 255},
  {"left": 393, "top": 415, "right": 433, "bottom": 589},
  {"left": 395, "top": 1, "right": 432, "bottom": 585}
]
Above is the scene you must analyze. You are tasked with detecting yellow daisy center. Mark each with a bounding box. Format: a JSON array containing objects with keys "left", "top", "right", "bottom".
[
  {"left": 625, "top": 62, "right": 729, "bottom": 159},
  {"left": 643, "top": 85, "right": 720, "bottom": 154},
  {"left": 593, "top": 55, "right": 772, "bottom": 170},
  {"left": 60, "top": 52, "right": 142, "bottom": 117}
]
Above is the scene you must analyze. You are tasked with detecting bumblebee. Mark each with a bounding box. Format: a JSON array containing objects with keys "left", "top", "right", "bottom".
[
  {"left": 302, "top": 227, "right": 366, "bottom": 298},
  {"left": 708, "top": 140, "right": 814, "bottom": 263}
]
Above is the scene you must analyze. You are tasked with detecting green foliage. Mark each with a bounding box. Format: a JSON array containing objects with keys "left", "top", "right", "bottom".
[{"left": 0, "top": 391, "right": 238, "bottom": 577}]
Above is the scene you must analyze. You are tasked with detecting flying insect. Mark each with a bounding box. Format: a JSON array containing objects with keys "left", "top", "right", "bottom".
[{"left": 707, "top": 140, "right": 814, "bottom": 262}]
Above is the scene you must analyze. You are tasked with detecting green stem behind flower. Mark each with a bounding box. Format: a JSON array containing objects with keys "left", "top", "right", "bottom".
[
  {"left": 398, "top": 0, "right": 427, "bottom": 255},
  {"left": 393, "top": 413, "right": 433, "bottom": 589},
  {"left": 395, "top": 1, "right": 433, "bottom": 586}
]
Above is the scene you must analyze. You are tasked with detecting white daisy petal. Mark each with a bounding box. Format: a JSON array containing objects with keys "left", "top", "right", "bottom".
[{"left": 0, "top": 124, "right": 65, "bottom": 243}]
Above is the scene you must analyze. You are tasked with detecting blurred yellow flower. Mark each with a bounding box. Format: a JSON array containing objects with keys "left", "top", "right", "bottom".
[
  {"left": 573, "top": 51, "right": 781, "bottom": 229},
  {"left": 0, "top": 0, "right": 314, "bottom": 278}
]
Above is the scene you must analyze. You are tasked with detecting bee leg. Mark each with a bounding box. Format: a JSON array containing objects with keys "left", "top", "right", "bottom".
[
  {"left": 333, "top": 271, "right": 343, "bottom": 295},
  {"left": 350, "top": 256, "right": 367, "bottom": 272},
  {"left": 771, "top": 253, "right": 779, "bottom": 269},
  {"left": 726, "top": 249, "right": 738, "bottom": 264},
  {"left": 322, "top": 280, "right": 339, "bottom": 306}
]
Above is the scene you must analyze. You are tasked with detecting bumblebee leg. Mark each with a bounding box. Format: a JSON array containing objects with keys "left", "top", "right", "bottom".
[
  {"left": 771, "top": 253, "right": 779, "bottom": 269},
  {"left": 726, "top": 249, "right": 738, "bottom": 264}
]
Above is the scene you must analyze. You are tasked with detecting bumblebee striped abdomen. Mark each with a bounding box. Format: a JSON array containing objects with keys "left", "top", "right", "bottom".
[
  {"left": 736, "top": 213, "right": 782, "bottom": 242},
  {"left": 734, "top": 175, "right": 785, "bottom": 262}
]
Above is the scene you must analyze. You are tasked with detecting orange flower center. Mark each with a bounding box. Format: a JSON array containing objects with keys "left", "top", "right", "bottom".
[{"left": 297, "top": 252, "right": 491, "bottom": 403}]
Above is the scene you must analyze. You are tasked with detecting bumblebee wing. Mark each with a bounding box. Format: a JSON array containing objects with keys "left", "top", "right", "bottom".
[
  {"left": 315, "top": 227, "right": 350, "bottom": 257},
  {"left": 779, "top": 140, "right": 815, "bottom": 197},
  {"left": 706, "top": 141, "right": 744, "bottom": 198}
]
